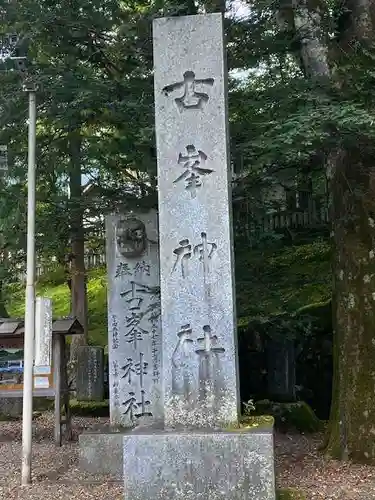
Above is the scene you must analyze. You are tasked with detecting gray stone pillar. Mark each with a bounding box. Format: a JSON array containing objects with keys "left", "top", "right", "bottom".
[{"left": 154, "top": 13, "right": 239, "bottom": 429}]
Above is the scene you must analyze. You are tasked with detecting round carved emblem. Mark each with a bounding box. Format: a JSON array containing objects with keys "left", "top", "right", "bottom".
[{"left": 116, "top": 218, "right": 147, "bottom": 258}]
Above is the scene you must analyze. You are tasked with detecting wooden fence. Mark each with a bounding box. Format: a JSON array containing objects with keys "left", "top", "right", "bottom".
[
  {"left": 233, "top": 205, "right": 330, "bottom": 244},
  {"left": 256, "top": 207, "right": 329, "bottom": 233}
]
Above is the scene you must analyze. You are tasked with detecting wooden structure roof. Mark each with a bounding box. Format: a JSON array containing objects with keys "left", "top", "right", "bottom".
[{"left": 0, "top": 316, "right": 83, "bottom": 339}]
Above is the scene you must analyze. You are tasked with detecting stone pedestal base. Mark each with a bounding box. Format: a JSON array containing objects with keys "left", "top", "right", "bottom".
[
  {"left": 79, "top": 431, "right": 125, "bottom": 478},
  {"left": 123, "top": 428, "right": 276, "bottom": 500}
]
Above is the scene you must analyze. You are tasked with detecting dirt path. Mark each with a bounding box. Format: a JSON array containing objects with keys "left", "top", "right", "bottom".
[{"left": 1, "top": 414, "right": 375, "bottom": 499}]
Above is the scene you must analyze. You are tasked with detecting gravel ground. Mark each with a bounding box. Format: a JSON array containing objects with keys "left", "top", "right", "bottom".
[
  {"left": 276, "top": 432, "right": 375, "bottom": 499},
  {"left": 1, "top": 413, "right": 375, "bottom": 499}
]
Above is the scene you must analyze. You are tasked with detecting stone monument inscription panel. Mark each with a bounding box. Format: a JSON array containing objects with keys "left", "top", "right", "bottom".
[{"left": 106, "top": 211, "right": 162, "bottom": 427}]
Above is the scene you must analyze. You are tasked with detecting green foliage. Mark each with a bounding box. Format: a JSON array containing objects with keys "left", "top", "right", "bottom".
[
  {"left": 6, "top": 232, "right": 332, "bottom": 345},
  {"left": 238, "top": 415, "right": 275, "bottom": 431},
  {"left": 7, "top": 267, "right": 107, "bottom": 345},
  {"left": 0, "top": 0, "right": 158, "bottom": 303},
  {"left": 236, "top": 237, "right": 331, "bottom": 323}
]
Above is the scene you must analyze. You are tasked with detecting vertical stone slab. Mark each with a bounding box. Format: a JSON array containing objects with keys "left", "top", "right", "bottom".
[
  {"left": 106, "top": 210, "right": 162, "bottom": 427},
  {"left": 76, "top": 346, "right": 104, "bottom": 402},
  {"left": 34, "top": 297, "right": 53, "bottom": 368},
  {"left": 153, "top": 14, "right": 239, "bottom": 429},
  {"left": 267, "top": 338, "right": 296, "bottom": 402}
]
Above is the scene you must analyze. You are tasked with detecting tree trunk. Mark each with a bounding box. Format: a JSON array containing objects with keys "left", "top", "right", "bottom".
[
  {"left": 0, "top": 281, "right": 9, "bottom": 317},
  {"left": 324, "top": 145, "right": 375, "bottom": 462},
  {"left": 68, "top": 132, "right": 88, "bottom": 380},
  {"left": 291, "top": 0, "right": 330, "bottom": 78},
  {"left": 322, "top": 0, "right": 375, "bottom": 461},
  {"left": 271, "top": 0, "right": 375, "bottom": 462}
]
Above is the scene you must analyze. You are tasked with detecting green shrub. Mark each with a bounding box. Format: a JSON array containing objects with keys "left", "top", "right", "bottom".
[{"left": 255, "top": 400, "right": 323, "bottom": 433}]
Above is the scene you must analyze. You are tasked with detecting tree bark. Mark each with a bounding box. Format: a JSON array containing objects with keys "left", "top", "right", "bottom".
[
  {"left": 283, "top": 0, "right": 375, "bottom": 462},
  {"left": 0, "top": 281, "right": 9, "bottom": 317},
  {"left": 274, "top": 0, "right": 372, "bottom": 461},
  {"left": 323, "top": 0, "right": 375, "bottom": 461},
  {"left": 68, "top": 131, "right": 88, "bottom": 379},
  {"left": 291, "top": 0, "right": 330, "bottom": 78},
  {"left": 325, "top": 145, "right": 375, "bottom": 462},
  {"left": 275, "top": 0, "right": 330, "bottom": 77}
]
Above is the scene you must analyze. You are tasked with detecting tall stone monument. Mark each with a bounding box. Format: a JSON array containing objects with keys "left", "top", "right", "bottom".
[
  {"left": 156, "top": 16, "right": 238, "bottom": 431},
  {"left": 123, "top": 14, "right": 276, "bottom": 500},
  {"left": 106, "top": 210, "right": 162, "bottom": 428}
]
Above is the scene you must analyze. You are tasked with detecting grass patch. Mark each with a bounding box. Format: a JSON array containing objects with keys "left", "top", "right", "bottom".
[
  {"left": 7, "top": 267, "right": 108, "bottom": 346},
  {"left": 70, "top": 399, "right": 109, "bottom": 417},
  {"left": 277, "top": 488, "right": 307, "bottom": 500}
]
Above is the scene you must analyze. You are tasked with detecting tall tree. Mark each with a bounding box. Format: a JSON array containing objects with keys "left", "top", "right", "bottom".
[
  {"left": 235, "top": 0, "right": 375, "bottom": 461},
  {"left": 323, "top": 0, "right": 375, "bottom": 463},
  {"left": 0, "top": 0, "right": 157, "bottom": 364}
]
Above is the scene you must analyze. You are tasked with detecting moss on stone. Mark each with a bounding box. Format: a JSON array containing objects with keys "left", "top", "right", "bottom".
[
  {"left": 0, "top": 413, "right": 19, "bottom": 421},
  {"left": 294, "top": 299, "right": 332, "bottom": 333},
  {"left": 277, "top": 488, "right": 307, "bottom": 500},
  {"left": 239, "top": 414, "right": 275, "bottom": 431},
  {"left": 255, "top": 400, "right": 323, "bottom": 433},
  {"left": 70, "top": 399, "right": 109, "bottom": 417}
]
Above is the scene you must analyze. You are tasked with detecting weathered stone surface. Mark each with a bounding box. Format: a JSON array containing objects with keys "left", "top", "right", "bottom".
[
  {"left": 0, "top": 397, "right": 22, "bottom": 417},
  {"left": 123, "top": 429, "right": 276, "bottom": 500},
  {"left": 267, "top": 338, "right": 296, "bottom": 402},
  {"left": 106, "top": 210, "right": 162, "bottom": 428},
  {"left": 76, "top": 346, "right": 104, "bottom": 402},
  {"left": 79, "top": 431, "right": 124, "bottom": 478},
  {"left": 34, "top": 297, "right": 53, "bottom": 368},
  {"left": 153, "top": 13, "right": 239, "bottom": 429}
]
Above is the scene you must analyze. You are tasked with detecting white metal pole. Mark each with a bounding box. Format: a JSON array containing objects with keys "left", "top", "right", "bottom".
[{"left": 21, "top": 88, "right": 36, "bottom": 486}]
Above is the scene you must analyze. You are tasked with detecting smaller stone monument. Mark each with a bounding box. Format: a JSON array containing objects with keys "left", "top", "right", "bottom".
[
  {"left": 267, "top": 338, "right": 296, "bottom": 402},
  {"left": 33, "top": 297, "right": 53, "bottom": 389},
  {"left": 79, "top": 209, "right": 162, "bottom": 478},
  {"left": 76, "top": 346, "right": 104, "bottom": 402},
  {"left": 106, "top": 210, "right": 162, "bottom": 428},
  {"left": 34, "top": 297, "right": 53, "bottom": 368}
]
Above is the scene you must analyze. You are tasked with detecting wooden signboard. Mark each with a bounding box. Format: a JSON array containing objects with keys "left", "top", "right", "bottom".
[{"left": 0, "top": 317, "right": 83, "bottom": 445}]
